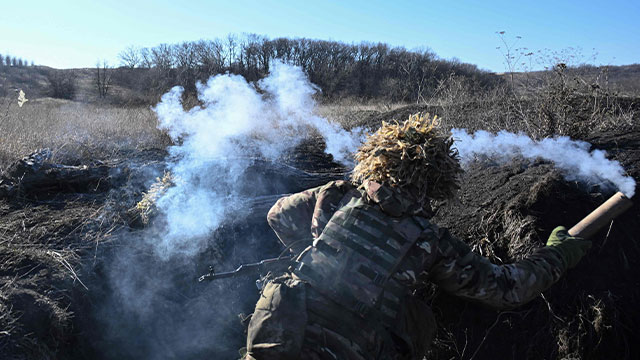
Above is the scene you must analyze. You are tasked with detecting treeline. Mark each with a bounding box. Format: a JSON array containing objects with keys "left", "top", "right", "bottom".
[
  {"left": 0, "top": 53, "right": 34, "bottom": 67},
  {"left": 117, "top": 34, "right": 502, "bottom": 102}
]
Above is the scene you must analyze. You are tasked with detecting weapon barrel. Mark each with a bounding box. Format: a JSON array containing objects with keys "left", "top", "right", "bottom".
[
  {"left": 198, "top": 256, "right": 293, "bottom": 282},
  {"left": 568, "top": 192, "right": 633, "bottom": 239}
]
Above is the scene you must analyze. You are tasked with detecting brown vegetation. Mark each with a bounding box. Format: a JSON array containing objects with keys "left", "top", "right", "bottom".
[
  {"left": 112, "top": 35, "right": 501, "bottom": 102},
  {"left": 0, "top": 97, "right": 169, "bottom": 169}
]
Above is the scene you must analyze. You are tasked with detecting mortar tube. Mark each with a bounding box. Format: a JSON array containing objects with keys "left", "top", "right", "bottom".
[{"left": 568, "top": 192, "right": 633, "bottom": 239}]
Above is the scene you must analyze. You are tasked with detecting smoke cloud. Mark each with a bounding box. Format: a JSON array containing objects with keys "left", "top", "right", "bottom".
[
  {"left": 452, "top": 129, "right": 636, "bottom": 198},
  {"left": 98, "top": 62, "right": 365, "bottom": 359},
  {"left": 152, "top": 61, "right": 363, "bottom": 258}
]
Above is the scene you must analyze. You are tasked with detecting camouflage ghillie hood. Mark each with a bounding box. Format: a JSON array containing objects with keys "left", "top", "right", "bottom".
[{"left": 351, "top": 114, "right": 463, "bottom": 202}]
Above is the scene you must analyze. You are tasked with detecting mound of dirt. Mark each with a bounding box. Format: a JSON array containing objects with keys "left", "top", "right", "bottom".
[
  {"left": 429, "top": 161, "right": 638, "bottom": 359},
  {"left": 0, "top": 140, "right": 347, "bottom": 360},
  {"left": 425, "top": 129, "right": 640, "bottom": 360}
]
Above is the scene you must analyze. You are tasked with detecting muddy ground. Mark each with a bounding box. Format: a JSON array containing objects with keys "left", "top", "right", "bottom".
[{"left": 1, "top": 123, "right": 638, "bottom": 359}]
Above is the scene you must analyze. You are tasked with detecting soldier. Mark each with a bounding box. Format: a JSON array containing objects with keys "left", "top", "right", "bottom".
[{"left": 242, "top": 114, "right": 591, "bottom": 360}]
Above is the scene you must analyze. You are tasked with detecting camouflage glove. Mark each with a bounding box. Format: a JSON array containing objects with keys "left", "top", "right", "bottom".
[{"left": 546, "top": 226, "right": 592, "bottom": 269}]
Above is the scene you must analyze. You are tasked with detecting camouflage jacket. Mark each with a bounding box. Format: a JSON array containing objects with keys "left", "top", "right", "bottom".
[{"left": 267, "top": 180, "right": 567, "bottom": 310}]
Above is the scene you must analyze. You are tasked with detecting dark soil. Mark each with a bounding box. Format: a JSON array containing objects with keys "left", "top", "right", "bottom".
[
  {"left": 0, "top": 149, "right": 167, "bottom": 359},
  {"left": 429, "top": 164, "right": 638, "bottom": 359},
  {"left": 0, "top": 124, "right": 638, "bottom": 360},
  {"left": 426, "top": 129, "right": 640, "bottom": 360}
]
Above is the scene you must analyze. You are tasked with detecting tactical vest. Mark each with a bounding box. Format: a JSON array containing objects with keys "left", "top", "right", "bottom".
[{"left": 293, "top": 188, "right": 434, "bottom": 330}]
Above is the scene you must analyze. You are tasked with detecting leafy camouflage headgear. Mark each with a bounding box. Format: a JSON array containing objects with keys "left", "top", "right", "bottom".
[{"left": 351, "top": 113, "right": 462, "bottom": 201}]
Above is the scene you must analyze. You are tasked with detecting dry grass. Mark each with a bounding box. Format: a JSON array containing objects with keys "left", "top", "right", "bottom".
[
  {"left": 0, "top": 190, "right": 127, "bottom": 358},
  {"left": 428, "top": 69, "right": 639, "bottom": 139},
  {"left": 0, "top": 97, "right": 170, "bottom": 170},
  {"left": 313, "top": 68, "right": 638, "bottom": 143},
  {"left": 315, "top": 100, "right": 406, "bottom": 130}
]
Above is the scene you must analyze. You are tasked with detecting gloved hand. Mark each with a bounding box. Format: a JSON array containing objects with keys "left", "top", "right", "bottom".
[{"left": 546, "top": 226, "right": 592, "bottom": 269}]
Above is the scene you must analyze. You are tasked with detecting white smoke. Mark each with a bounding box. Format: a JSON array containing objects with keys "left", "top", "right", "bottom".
[
  {"left": 152, "top": 61, "right": 364, "bottom": 258},
  {"left": 452, "top": 129, "right": 636, "bottom": 198}
]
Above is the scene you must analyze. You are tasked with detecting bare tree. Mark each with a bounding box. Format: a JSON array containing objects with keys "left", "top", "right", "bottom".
[
  {"left": 194, "top": 39, "right": 224, "bottom": 77},
  {"left": 273, "top": 37, "right": 293, "bottom": 63},
  {"left": 258, "top": 36, "right": 273, "bottom": 74},
  {"left": 151, "top": 44, "right": 173, "bottom": 70},
  {"left": 95, "top": 60, "right": 112, "bottom": 98},
  {"left": 240, "top": 34, "right": 261, "bottom": 79},
  {"left": 174, "top": 42, "right": 198, "bottom": 92},
  {"left": 224, "top": 34, "right": 238, "bottom": 69},
  {"left": 140, "top": 47, "right": 153, "bottom": 68},
  {"left": 119, "top": 45, "right": 141, "bottom": 68}
]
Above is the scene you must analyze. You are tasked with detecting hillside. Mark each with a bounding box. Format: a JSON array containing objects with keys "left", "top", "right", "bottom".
[
  {"left": 502, "top": 64, "right": 640, "bottom": 96},
  {"left": 0, "top": 66, "right": 50, "bottom": 98},
  {"left": 0, "top": 66, "right": 143, "bottom": 103},
  {"left": 3, "top": 63, "right": 639, "bottom": 108}
]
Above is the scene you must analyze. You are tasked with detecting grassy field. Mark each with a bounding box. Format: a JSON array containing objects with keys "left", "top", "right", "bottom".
[
  {"left": 0, "top": 97, "right": 169, "bottom": 169},
  {"left": 2, "top": 80, "right": 637, "bottom": 172},
  {"left": 0, "top": 95, "right": 408, "bottom": 170}
]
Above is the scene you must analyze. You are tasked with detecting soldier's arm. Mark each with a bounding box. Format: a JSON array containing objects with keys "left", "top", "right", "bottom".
[
  {"left": 427, "top": 229, "right": 567, "bottom": 309},
  {"left": 267, "top": 187, "right": 320, "bottom": 252}
]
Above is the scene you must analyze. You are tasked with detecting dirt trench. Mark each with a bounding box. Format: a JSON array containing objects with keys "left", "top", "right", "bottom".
[
  {"left": 0, "top": 141, "right": 346, "bottom": 360},
  {"left": 0, "top": 128, "right": 639, "bottom": 359}
]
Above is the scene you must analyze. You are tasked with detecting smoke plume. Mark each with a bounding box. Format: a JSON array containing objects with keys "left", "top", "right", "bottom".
[
  {"left": 452, "top": 129, "right": 636, "bottom": 198},
  {"left": 152, "top": 61, "right": 363, "bottom": 258},
  {"left": 97, "top": 62, "right": 365, "bottom": 359}
]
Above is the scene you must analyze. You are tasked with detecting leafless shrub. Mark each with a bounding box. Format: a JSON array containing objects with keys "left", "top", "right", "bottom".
[
  {"left": 46, "top": 69, "right": 76, "bottom": 100},
  {"left": 95, "top": 61, "right": 112, "bottom": 99}
]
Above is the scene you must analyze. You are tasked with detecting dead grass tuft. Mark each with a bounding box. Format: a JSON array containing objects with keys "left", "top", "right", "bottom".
[{"left": 134, "top": 171, "right": 174, "bottom": 225}]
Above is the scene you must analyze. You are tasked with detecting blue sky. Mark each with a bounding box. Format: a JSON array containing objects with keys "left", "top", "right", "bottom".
[{"left": 1, "top": 0, "right": 638, "bottom": 71}]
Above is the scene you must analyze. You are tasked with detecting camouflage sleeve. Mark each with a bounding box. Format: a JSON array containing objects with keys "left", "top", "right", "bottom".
[
  {"left": 427, "top": 229, "right": 567, "bottom": 309},
  {"left": 267, "top": 181, "right": 351, "bottom": 253},
  {"left": 267, "top": 187, "right": 320, "bottom": 252}
]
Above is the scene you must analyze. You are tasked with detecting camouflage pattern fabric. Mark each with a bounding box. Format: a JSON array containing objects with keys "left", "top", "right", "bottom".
[
  {"left": 244, "top": 275, "right": 307, "bottom": 360},
  {"left": 244, "top": 275, "right": 368, "bottom": 360},
  {"left": 250, "top": 180, "right": 568, "bottom": 359}
]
